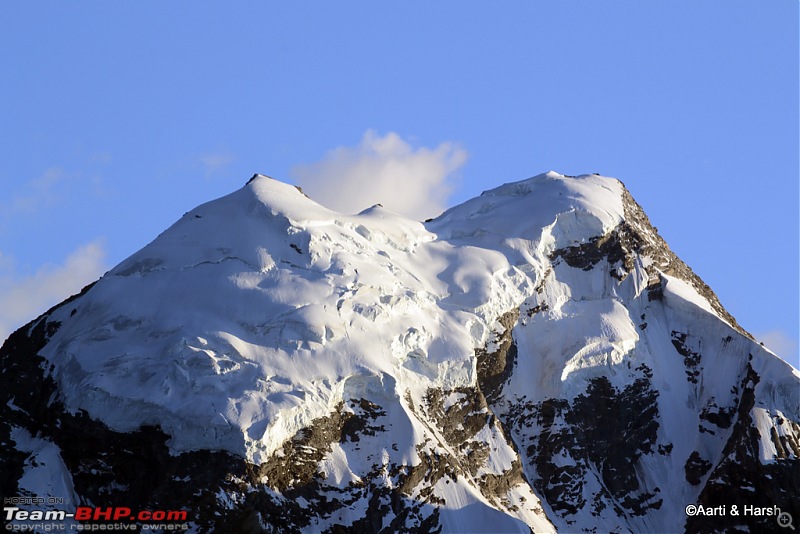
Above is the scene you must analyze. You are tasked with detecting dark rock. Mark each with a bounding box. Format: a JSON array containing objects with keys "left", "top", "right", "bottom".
[
  {"left": 684, "top": 451, "right": 713, "bottom": 485},
  {"left": 475, "top": 310, "right": 519, "bottom": 404},
  {"left": 686, "top": 364, "right": 800, "bottom": 533}
]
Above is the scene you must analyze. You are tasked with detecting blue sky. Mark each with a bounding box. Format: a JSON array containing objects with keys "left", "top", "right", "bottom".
[{"left": 1, "top": 2, "right": 798, "bottom": 365}]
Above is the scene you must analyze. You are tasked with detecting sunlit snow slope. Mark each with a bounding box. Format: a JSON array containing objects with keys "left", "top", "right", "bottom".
[{"left": 2, "top": 172, "right": 797, "bottom": 533}]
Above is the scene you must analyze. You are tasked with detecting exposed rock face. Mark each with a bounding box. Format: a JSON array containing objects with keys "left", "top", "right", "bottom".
[
  {"left": 496, "top": 365, "right": 665, "bottom": 525},
  {"left": 2, "top": 173, "right": 797, "bottom": 532},
  {"left": 550, "top": 188, "right": 746, "bottom": 336},
  {"left": 476, "top": 309, "right": 519, "bottom": 404},
  {"left": 685, "top": 362, "right": 800, "bottom": 533}
]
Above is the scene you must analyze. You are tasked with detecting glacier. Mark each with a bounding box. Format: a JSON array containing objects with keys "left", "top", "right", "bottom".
[{"left": 2, "top": 172, "right": 797, "bottom": 533}]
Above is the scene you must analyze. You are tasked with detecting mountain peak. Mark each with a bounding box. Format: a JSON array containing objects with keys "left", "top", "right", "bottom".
[{"left": 2, "top": 171, "right": 796, "bottom": 533}]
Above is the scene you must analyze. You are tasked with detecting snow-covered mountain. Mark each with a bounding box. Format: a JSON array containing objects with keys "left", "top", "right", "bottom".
[{"left": 2, "top": 172, "right": 798, "bottom": 533}]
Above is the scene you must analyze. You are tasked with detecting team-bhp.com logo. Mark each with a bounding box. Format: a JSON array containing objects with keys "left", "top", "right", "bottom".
[
  {"left": 4, "top": 505, "right": 188, "bottom": 531},
  {"left": 72, "top": 508, "right": 187, "bottom": 522}
]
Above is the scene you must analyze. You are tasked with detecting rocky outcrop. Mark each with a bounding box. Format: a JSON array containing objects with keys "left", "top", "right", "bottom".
[
  {"left": 550, "top": 187, "right": 748, "bottom": 337},
  {"left": 686, "top": 362, "right": 800, "bottom": 533},
  {"left": 498, "top": 365, "right": 665, "bottom": 524}
]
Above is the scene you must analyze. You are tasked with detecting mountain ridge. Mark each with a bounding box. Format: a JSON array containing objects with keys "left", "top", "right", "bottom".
[{"left": 2, "top": 171, "right": 797, "bottom": 533}]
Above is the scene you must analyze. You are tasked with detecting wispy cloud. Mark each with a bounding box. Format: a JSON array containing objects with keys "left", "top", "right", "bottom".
[
  {"left": 755, "top": 329, "right": 799, "bottom": 368},
  {"left": 9, "top": 167, "right": 66, "bottom": 214},
  {"left": 291, "top": 130, "right": 468, "bottom": 220},
  {"left": 200, "top": 152, "right": 236, "bottom": 179},
  {"left": 0, "top": 240, "right": 108, "bottom": 343}
]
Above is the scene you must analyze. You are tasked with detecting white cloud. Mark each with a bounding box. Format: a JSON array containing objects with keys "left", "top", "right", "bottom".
[
  {"left": 755, "top": 329, "right": 799, "bottom": 368},
  {"left": 290, "top": 130, "right": 468, "bottom": 220},
  {"left": 0, "top": 240, "right": 107, "bottom": 343}
]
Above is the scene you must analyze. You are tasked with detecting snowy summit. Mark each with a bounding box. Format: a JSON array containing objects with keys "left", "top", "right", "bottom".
[{"left": 2, "top": 172, "right": 798, "bottom": 533}]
